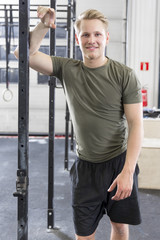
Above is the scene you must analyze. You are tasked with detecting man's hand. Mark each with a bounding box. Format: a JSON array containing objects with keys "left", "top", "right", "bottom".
[
  {"left": 108, "top": 171, "right": 134, "bottom": 201},
  {"left": 37, "top": 6, "right": 56, "bottom": 29}
]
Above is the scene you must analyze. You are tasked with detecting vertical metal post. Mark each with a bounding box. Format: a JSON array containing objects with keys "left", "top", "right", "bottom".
[
  {"left": 70, "top": 124, "right": 74, "bottom": 151},
  {"left": 70, "top": 0, "right": 76, "bottom": 152},
  {"left": 13, "top": 1, "right": 30, "bottom": 240},
  {"left": 125, "top": 0, "right": 129, "bottom": 65},
  {"left": 64, "top": 0, "right": 72, "bottom": 170},
  {"left": 72, "top": 0, "right": 76, "bottom": 60},
  {"left": 4, "top": 5, "right": 9, "bottom": 89},
  {"left": 64, "top": 103, "right": 70, "bottom": 170},
  {"left": 47, "top": 0, "right": 57, "bottom": 231},
  {"left": 67, "top": 0, "right": 71, "bottom": 59}
]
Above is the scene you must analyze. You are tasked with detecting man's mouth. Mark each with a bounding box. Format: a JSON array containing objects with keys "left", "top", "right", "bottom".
[{"left": 86, "top": 46, "right": 98, "bottom": 50}]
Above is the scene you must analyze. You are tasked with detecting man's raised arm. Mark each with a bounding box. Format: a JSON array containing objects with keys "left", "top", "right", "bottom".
[{"left": 14, "top": 6, "right": 56, "bottom": 76}]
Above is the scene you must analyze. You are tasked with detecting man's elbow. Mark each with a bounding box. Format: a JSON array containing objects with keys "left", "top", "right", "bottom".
[{"left": 14, "top": 47, "right": 19, "bottom": 59}]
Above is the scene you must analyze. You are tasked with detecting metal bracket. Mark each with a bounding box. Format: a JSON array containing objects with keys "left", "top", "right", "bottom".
[{"left": 13, "top": 170, "right": 28, "bottom": 197}]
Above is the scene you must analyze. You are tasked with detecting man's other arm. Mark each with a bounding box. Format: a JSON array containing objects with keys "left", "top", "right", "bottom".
[{"left": 108, "top": 103, "right": 143, "bottom": 201}]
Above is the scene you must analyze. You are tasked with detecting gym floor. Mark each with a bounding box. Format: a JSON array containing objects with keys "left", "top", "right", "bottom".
[{"left": 0, "top": 136, "right": 160, "bottom": 240}]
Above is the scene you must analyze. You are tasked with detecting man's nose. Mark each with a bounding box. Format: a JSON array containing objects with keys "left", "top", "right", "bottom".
[{"left": 88, "top": 35, "right": 95, "bottom": 44}]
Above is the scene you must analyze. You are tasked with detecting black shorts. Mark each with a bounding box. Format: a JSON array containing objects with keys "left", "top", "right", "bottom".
[{"left": 70, "top": 151, "right": 141, "bottom": 236}]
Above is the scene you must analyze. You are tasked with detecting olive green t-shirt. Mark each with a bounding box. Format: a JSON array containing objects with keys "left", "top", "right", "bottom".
[{"left": 51, "top": 56, "right": 142, "bottom": 163}]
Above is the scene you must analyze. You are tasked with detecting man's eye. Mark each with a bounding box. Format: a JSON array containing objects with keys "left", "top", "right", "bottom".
[
  {"left": 82, "top": 34, "right": 89, "bottom": 37},
  {"left": 95, "top": 33, "right": 101, "bottom": 36}
]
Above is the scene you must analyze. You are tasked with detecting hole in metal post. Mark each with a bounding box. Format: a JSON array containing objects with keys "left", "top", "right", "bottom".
[{"left": 21, "top": 145, "right": 24, "bottom": 148}]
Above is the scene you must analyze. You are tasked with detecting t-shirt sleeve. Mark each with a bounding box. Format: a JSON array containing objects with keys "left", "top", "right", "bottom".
[
  {"left": 122, "top": 70, "right": 142, "bottom": 104},
  {"left": 50, "top": 56, "right": 64, "bottom": 84}
]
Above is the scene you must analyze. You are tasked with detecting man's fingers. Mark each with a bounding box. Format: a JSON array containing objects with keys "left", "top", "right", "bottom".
[
  {"left": 37, "top": 6, "right": 48, "bottom": 18},
  {"left": 108, "top": 173, "right": 133, "bottom": 201},
  {"left": 108, "top": 180, "right": 117, "bottom": 192},
  {"left": 111, "top": 187, "right": 121, "bottom": 200},
  {"left": 50, "top": 23, "right": 56, "bottom": 29},
  {"left": 111, "top": 189, "right": 132, "bottom": 201},
  {"left": 37, "top": 7, "right": 55, "bottom": 20},
  {"left": 37, "top": 7, "right": 56, "bottom": 29},
  {"left": 48, "top": 7, "right": 56, "bottom": 17}
]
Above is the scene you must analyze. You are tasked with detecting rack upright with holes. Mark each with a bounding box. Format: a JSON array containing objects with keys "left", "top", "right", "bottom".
[{"left": 48, "top": 0, "right": 77, "bottom": 231}]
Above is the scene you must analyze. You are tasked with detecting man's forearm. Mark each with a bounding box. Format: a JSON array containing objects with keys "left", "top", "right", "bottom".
[
  {"left": 14, "top": 22, "right": 49, "bottom": 59},
  {"left": 29, "top": 22, "right": 49, "bottom": 55},
  {"left": 123, "top": 121, "right": 143, "bottom": 174},
  {"left": 107, "top": 121, "right": 143, "bottom": 200}
]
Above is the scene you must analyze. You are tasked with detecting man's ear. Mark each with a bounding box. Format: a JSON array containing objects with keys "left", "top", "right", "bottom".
[
  {"left": 106, "top": 32, "right": 109, "bottom": 44},
  {"left": 75, "top": 34, "right": 79, "bottom": 45}
]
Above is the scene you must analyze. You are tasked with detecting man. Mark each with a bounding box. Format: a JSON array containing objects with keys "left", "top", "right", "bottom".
[{"left": 14, "top": 6, "right": 143, "bottom": 240}]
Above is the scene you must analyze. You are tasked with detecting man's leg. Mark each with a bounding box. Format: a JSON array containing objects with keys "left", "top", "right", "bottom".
[
  {"left": 75, "top": 231, "right": 95, "bottom": 240},
  {"left": 110, "top": 221, "right": 129, "bottom": 240}
]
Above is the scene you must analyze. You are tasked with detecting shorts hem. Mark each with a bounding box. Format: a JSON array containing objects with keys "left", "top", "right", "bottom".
[
  {"left": 74, "top": 221, "right": 99, "bottom": 237},
  {"left": 75, "top": 226, "right": 97, "bottom": 237}
]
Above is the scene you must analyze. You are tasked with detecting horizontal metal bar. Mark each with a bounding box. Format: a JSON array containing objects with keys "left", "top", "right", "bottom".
[
  {"left": 56, "top": 17, "right": 68, "bottom": 20},
  {"left": 0, "top": 23, "right": 19, "bottom": 26},
  {"left": 0, "top": 16, "right": 73, "bottom": 20},
  {"left": 57, "top": 5, "right": 68, "bottom": 7},
  {"left": 0, "top": 3, "right": 73, "bottom": 6},
  {"left": 56, "top": 9, "right": 67, "bottom": 12},
  {"left": 0, "top": 4, "right": 48, "bottom": 6},
  {"left": 0, "top": 9, "right": 18, "bottom": 11}
]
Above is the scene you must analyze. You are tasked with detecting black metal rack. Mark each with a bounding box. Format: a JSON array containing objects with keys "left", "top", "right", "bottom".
[
  {"left": 0, "top": 1, "right": 76, "bottom": 156},
  {"left": 0, "top": 0, "right": 77, "bottom": 239}
]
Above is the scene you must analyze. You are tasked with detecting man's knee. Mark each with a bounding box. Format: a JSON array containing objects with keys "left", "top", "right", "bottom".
[{"left": 110, "top": 221, "right": 129, "bottom": 236}]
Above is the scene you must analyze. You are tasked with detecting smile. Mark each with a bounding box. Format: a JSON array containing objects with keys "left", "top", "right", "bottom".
[{"left": 86, "top": 46, "right": 98, "bottom": 50}]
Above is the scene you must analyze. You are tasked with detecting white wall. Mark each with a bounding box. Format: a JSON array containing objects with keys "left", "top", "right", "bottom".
[{"left": 127, "top": 0, "right": 160, "bottom": 108}]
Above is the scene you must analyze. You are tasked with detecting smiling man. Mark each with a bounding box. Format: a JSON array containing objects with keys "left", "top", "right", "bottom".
[
  {"left": 75, "top": 18, "right": 109, "bottom": 67},
  {"left": 14, "top": 7, "right": 143, "bottom": 240}
]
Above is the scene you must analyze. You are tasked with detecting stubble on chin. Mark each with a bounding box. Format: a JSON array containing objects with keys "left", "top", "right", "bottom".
[{"left": 86, "top": 53, "right": 96, "bottom": 60}]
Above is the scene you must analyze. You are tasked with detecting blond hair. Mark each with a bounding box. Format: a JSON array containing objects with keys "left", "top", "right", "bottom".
[{"left": 74, "top": 9, "right": 109, "bottom": 35}]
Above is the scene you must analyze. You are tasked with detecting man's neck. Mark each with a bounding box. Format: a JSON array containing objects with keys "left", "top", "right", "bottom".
[{"left": 83, "top": 57, "right": 108, "bottom": 68}]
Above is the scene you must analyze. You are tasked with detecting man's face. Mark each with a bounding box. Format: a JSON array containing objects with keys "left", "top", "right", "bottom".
[{"left": 76, "top": 19, "right": 109, "bottom": 63}]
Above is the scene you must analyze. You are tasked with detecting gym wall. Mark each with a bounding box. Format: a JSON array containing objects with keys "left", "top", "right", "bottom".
[{"left": 0, "top": 0, "right": 159, "bottom": 134}]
